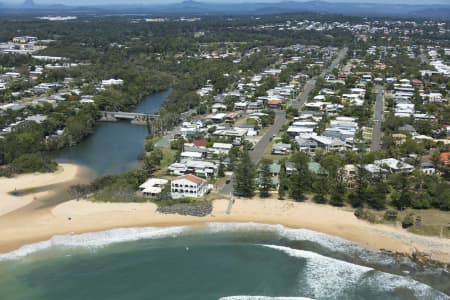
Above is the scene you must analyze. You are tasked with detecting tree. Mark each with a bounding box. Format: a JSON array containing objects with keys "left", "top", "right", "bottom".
[
  {"left": 157, "top": 183, "right": 172, "bottom": 202},
  {"left": 288, "top": 152, "right": 311, "bottom": 201},
  {"left": 259, "top": 159, "right": 272, "bottom": 198},
  {"left": 330, "top": 180, "right": 345, "bottom": 206},
  {"left": 233, "top": 149, "right": 256, "bottom": 197},
  {"left": 390, "top": 174, "right": 412, "bottom": 210},
  {"left": 278, "top": 160, "right": 287, "bottom": 200},
  {"left": 218, "top": 160, "right": 225, "bottom": 178},
  {"left": 312, "top": 175, "right": 328, "bottom": 204},
  {"left": 144, "top": 138, "right": 155, "bottom": 152}
]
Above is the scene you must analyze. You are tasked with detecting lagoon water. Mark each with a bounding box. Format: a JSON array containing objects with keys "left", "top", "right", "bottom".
[
  {"left": 0, "top": 223, "right": 448, "bottom": 300},
  {"left": 51, "top": 89, "right": 171, "bottom": 176}
]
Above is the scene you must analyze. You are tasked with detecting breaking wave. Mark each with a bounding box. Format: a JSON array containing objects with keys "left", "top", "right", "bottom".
[
  {"left": 207, "top": 222, "right": 396, "bottom": 265},
  {"left": 219, "top": 297, "right": 314, "bottom": 300},
  {"left": 263, "top": 245, "right": 449, "bottom": 300},
  {"left": 0, "top": 226, "right": 186, "bottom": 261}
]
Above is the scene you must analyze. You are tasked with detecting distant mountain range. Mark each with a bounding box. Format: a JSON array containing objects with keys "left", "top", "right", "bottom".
[{"left": 1, "top": 0, "right": 450, "bottom": 20}]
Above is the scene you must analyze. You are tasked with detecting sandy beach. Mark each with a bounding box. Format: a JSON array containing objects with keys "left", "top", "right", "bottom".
[
  {"left": 0, "top": 195, "right": 449, "bottom": 263},
  {"left": 0, "top": 164, "right": 85, "bottom": 216}
]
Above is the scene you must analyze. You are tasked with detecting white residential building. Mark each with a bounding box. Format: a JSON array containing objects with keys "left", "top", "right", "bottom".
[
  {"left": 171, "top": 174, "right": 208, "bottom": 199},
  {"left": 101, "top": 79, "right": 124, "bottom": 87},
  {"left": 374, "top": 158, "right": 414, "bottom": 173},
  {"left": 210, "top": 143, "right": 233, "bottom": 155},
  {"left": 168, "top": 160, "right": 217, "bottom": 177},
  {"left": 139, "top": 178, "right": 169, "bottom": 197}
]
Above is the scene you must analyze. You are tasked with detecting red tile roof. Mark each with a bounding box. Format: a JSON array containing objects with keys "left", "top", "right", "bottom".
[
  {"left": 268, "top": 99, "right": 282, "bottom": 105},
  {"left": 192, "top": 139, "right": 208, "bottom": 147},
  {"left": 440, "top": 152, "right": 450, "bottom": 166},
  {"left": 174, "top": 174, "right": 206, "bottom": 184}
]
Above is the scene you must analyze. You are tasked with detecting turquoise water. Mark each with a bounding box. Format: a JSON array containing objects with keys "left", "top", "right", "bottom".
[
  {"left": 0, "top": 223, "right": 448, "bottom": 300},
  {"left": 51, "top": 89, "right": 171, "bottom": 176}
]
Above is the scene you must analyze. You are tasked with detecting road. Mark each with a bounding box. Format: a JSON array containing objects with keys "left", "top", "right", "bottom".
[
  {"left": 292, "top": 47, "right": 348, "bottom": 110},
  {"left": 221, "top": 47, "right": 349, "bottom": 195},
  {"left": 370, "top": 85, "right": 384, "bottom": 152},
  {"left": 419, "top": 47, "right": 429, "bottom": 65}
]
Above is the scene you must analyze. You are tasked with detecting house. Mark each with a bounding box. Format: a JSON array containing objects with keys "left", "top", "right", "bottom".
[
  {"left": 304, "top": 102, "right": 324, "bottom": 111},
  {"left": 139, "top": 178, "right": 169, "bottom": 197},
  {"left": 313, "top": 95, "right": 326, "bottom": 102},
  {"left": 248, "top": 101, "right": 263, "bottom": 110},
  {"left": 211, "top": 103, "right": 227, "bottom": 113},
  {"left": 184, "top": 145, "right": 207, "bottom": 157},
  {"left": 211, "top": 113, "right": 227, "bottom": 123},
  {"left": 272, "top": 142, "right": 292, "bottom": 155},
  {"left": 322, "top": 127, "right": 356, "bottom": 142},
  {"left": 0, "top": 103, "right": 24, "bottom": 111},
  {"left": 267, "top": 99, "right": 282, "bottom": 108},
  {"left": 168, "top": 160, "right": 217, "bottom": 177},
  {"left": 364, "top": 164, "right": 388, "bottom": 176},
  {"left": 392, "top": 133, "right": 407, "bottom": 145},
  {"left": 12, "top": 36, "right": 37, "bottom": 44},
  {"left": 211, "top": 142, "right": 233, "bottom": 155},
  {"left": 180, "top": 123, "right": 201, "bottom": 137},
  {"left": 258, "top": 163, "right": 281, "bottom": 187},
  {"left": 439, "top": 152, "right": 450, "bottom": 166},
  {"left": 395, "top": 103, "right": 415, "bottom": 117},
  {"left": 101, "top": 79, "right": 124, "bottom": 87},
  {"left": 168, "top": 163, "right": 188, "bottom": 175},
  {"left": 399, "top": 124, "right": 417, "bottom": 136},
  {"left": 287, "top": 126, "right": 314, "bottom": 137},
  {"left": 343, "top": 164, "right": 358, "bottom": 187},
  {"left": 295, "top": 137, "right": 318, "bottom": 154},
  {"left": 213, "top": 127, "right": 247, "bottom": 144},
  {"left": 285, "top": 161, "right": 326, "bottom": 176},
  {"left": 310, "top": 135, "right": 347, "bottom": 152},
  {"left": 420, "top": 157, "right": 437, "bottom": 175},
  {"left": 180, "top": 151, "right": 204, "bottom": 159},
  {"left": 374, "top": 158, "right": 414, "bottom": 173},
  {"left": 171, "top": 174, "right": 209, "bottom": 199},
  {"left": 234, "top": 101, "right": 248, "bottom": 110},
  {"left": 420, "top": 92, "right": 443, "bottom": 103},
  {"left": 191, "top": 139, "right": 208, "bottom": 148}
]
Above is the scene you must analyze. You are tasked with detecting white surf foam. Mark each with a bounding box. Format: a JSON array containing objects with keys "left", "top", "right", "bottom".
[
  {"left": 263, "top": 244, "right": 450, "bottom": 300},
  {"left": 207, "top": 222, "right": 395, "bottom": 264},
  {"left": 263, "top": 244, "right": 372, "bottom": 299},
  {"left": 0, "top": 226, "right": 186, "bottom": 261},
  {"left": 219, "top": 297, "right": 314, "bottom": 300},
  {"left": 360, "top": 271, "right": 450, "bottom": 300}
]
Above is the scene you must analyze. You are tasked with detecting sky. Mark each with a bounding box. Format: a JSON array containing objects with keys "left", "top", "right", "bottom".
[{"left": 3, "top": 0, "right": 450, "bottom": 5}]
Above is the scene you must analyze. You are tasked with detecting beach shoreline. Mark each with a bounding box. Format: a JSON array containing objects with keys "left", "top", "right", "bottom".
[
  {"left": 0, "top": 163, "right": 89, "bottom": 216},
  {"left": 0, "top": 196, "right": 449, "bottom": 264}
]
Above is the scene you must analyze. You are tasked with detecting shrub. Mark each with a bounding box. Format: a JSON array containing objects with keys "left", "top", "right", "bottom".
[
  {"left": 383, "top": 210, "right": 398, "bottom": 222},
  {"left": 313, "top": 193, "right": 327, "bottom": 204},
  {"left": 354, "top": 208, "right": 378, "bottom": 223},
  {"left": 10, "top": 153, "right": 57, "bottom": 174},
  {"left": 402, "top": 214, "right": 415, "bottom": 228}
]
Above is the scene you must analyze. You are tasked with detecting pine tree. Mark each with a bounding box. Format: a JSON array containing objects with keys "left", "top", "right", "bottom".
[
  {"left": 330, "top": 168, "right": 346, "bottom": 206},
  {"left": 288, "top": 152, "right": 311, "bottom": 201},
  {"left": 233, "top": 149, "right": 256, "bottom": 197},
  {"left": 278, "top": 160, "right": 287, "bottom": 200},
  {"left": 259, "top": 159, "right": 272, "bottom": 198},
  {"left": 218, "top": 160, "right": 225, "bottom": 178}
]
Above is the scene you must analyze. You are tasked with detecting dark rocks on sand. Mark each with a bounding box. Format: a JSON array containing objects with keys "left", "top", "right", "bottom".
[{"left": 157, "top": 201, "right": 212, "bottom": 217}]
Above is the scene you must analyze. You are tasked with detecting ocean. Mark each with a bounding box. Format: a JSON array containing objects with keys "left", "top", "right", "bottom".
[{"left": 0, "top": 223, "right": 448, "bottom": 300}]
